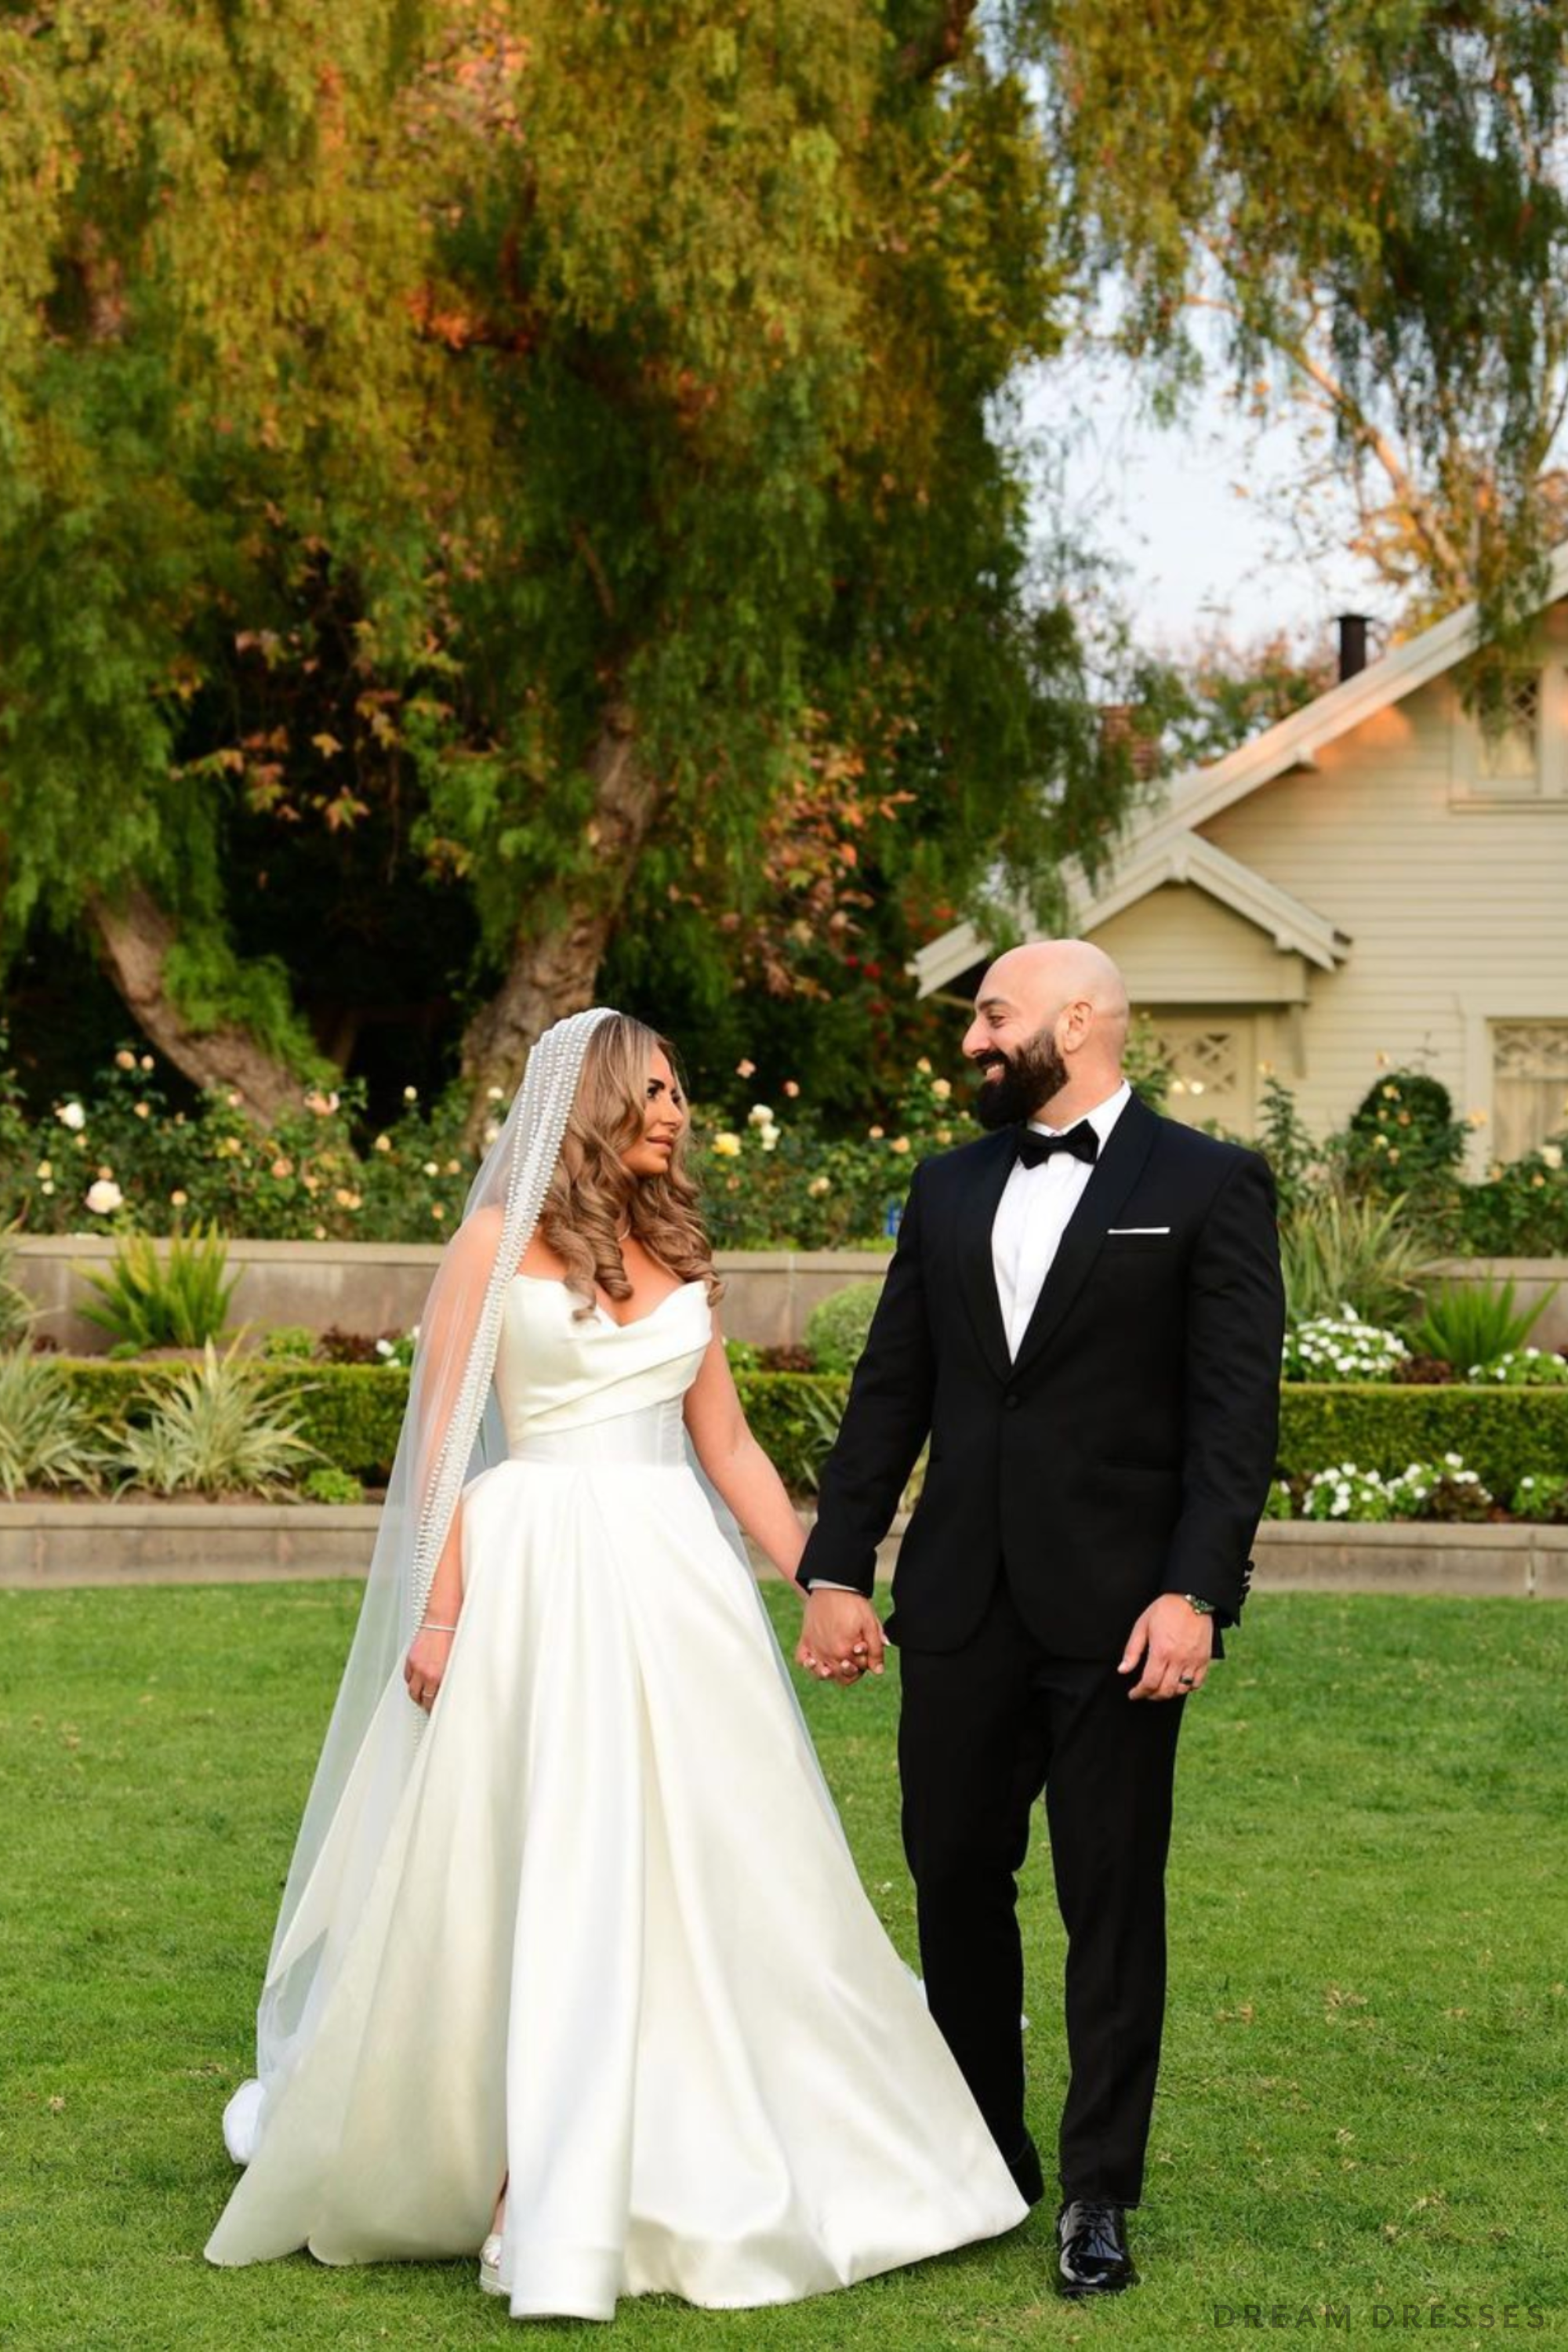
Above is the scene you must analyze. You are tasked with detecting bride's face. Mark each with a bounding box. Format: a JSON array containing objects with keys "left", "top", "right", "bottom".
[{"left": 621, "top": 1046, "right": 688, "bottom": 1181}]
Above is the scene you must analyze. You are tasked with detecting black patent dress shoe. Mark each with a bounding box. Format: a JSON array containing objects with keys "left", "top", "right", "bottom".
[
  {"left": 1006, "top": 2132, "right": 1044, "bottom": 2205},
  {"left": 1055, "top": 2198, "right": 1138, "bottom": 2296}
]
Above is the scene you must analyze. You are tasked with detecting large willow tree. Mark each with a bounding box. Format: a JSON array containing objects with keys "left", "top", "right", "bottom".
[
  {"left": 1018, "top": 0, "right": 1568, "bottom": 652},
  {"left": 0, "top": 0, "right": 1124, "bottom": 1133}
]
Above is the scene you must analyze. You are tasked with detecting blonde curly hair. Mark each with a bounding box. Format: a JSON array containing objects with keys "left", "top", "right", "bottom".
[{"left": 537, "top": 1013, "right": 722, "bottom": 1319}]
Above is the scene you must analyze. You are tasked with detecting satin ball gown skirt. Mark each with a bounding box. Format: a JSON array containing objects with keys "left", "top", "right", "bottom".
[{"left": 205, "top": 1280, "right": 1026, "bottom": 2319}]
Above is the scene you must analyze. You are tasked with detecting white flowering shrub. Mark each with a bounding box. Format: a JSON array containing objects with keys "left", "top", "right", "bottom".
[
  {"left": 1283, "top": 1308, "right": 1410, "bottom": 1384},
  {"left": 1515, "top": 1473, "right": 1568, "bottom": 1522},
  {"left": 1468, "top": 1347, "right": 1568, "bottom": 1387},
  {"left": 1301, "top": 1464, "right": 1398, "bottom": 1522},
  {"left": 1291, "top": 1457, "right": 1556, "bottom": 1523},
  {"left": 1385, "top": 1453, "right": 1494, "bottom": 1521}
]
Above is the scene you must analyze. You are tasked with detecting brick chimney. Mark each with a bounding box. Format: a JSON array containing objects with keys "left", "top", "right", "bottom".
[
  {"left": 1098, "top": 702, "right": 1161, "bottom": 780},
  {"left": 1337, "top": 614, "right": 1373, "bottom": 681}
]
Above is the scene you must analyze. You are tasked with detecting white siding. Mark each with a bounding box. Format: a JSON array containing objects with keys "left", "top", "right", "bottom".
[
  {"left": 1091, "top": 884, "right": 1310, "bottom": 1004},
  {"left": 1192, "top": 663, "right": 1568, "bottom": 1167}
]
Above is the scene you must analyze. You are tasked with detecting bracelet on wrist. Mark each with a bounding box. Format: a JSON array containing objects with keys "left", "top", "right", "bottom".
[{"left": 421, "top": 1619, "right": 459, "bottom": 1634}]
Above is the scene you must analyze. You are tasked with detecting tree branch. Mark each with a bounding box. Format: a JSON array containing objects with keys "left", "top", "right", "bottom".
[
  {"left": 1181, "top": 282, "right": 1474, "bottom": 600},
  {"left": 897, "top": 0, "right": 978, "bottom": 82}
]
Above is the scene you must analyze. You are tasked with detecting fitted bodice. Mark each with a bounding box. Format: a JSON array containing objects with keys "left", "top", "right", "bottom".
[{"left": 491, "top": 1275, "right": 712, "bottom": 1457}]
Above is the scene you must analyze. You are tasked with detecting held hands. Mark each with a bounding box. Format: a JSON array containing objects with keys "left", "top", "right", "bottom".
[
  {"left": 404, "top": 1623, "right": 456, "bottom": 1713},
  {"left": 795, "top": 1588, "right": 885, "bottom": 1687},
  {"left": 1118, "top": 1594, "right": 1213, "bottom": 1700}
]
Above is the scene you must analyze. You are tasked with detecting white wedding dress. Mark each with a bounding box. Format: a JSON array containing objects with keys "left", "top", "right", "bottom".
[{"left": 205, "top": 1273, "right": 1027, "bottom": 2319}]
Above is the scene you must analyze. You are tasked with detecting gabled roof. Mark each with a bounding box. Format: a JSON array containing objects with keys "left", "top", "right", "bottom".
[
  {"left": 910, "top": 537, "right": 1568, "bottom": 997},
  {"left": 1150, "top": 535, "right": 1568, "bottom": 840},
  {"left": 908, "top": 832, "right": 1350, "bottom": 995},
  {"left": 1073, "top": 829, "right": 1352, "bottom": 969}
]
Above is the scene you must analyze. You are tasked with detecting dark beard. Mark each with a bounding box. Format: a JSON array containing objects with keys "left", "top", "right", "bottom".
[{"left": 973, "top": 1029, "right": 1070, "bottom": 1131}]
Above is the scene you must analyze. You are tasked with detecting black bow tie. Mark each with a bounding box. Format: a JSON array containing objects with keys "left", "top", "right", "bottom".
[{"left": 1014, "top": 1121, "right": 1099, "bottom": 1171}]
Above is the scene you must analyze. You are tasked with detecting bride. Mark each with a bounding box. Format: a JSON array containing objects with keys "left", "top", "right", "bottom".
[{"left": 205, "top": 1007, "right": 1027, "bottom": 2321}]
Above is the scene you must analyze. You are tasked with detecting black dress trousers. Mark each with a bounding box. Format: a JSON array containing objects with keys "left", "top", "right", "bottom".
[{"left": 895, "top": 1573, "right": 1189, "bottom": 2208}]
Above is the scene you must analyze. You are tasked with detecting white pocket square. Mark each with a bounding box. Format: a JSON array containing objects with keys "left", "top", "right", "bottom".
[{"left": 1106, "top": 1225, "right": 1171, "bottom": 1235}]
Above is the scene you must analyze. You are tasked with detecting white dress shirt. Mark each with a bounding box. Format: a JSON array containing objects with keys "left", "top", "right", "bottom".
[
  {"left": 991, "top": 1079, "right": 1131, "bottom": 1359},
  {"left": 805, "top": 1079, "right": 1133, "bottom": 1593}
]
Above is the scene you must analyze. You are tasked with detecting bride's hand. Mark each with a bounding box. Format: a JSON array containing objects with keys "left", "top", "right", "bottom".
[{"left": 404, "top": 1625, "right": 456, "bottom": 1712}]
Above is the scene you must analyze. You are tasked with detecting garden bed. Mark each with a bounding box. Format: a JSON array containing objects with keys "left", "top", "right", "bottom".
[{"left": 23, "top": 1361, "right": 1568, "bottom": 1501}]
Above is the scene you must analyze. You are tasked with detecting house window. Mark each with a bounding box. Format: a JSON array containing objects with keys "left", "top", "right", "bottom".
[
  {"left": 1476, "top": 672, "right": 1541, "bottom": 788},
  {"left": 1452, "top": 664, "right": 1566, "bottom": 803},
  {"left": 1149, "top": 1012, "right": 1257, "bottom": 1132},
  {"left": 1491, "top": 1022, "right": 1568, "bottom": 1160}
]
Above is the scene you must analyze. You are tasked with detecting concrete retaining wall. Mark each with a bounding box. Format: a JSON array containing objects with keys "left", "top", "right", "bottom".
[
  {"left": 10, "top": 1237, "right": 892, "bottom": 1356},
  {"left": 4, "top": 1499, "right": 1563, "bottom": 1597}
]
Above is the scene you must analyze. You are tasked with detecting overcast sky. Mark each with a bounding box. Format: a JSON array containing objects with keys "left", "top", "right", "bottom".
[{"left": 1020, "top": 340, "right": 1399, "bottom": 659}]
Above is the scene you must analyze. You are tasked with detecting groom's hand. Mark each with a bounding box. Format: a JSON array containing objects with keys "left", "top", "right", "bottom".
[
  {"left": 797, "top": 1588, "right": 885, "bottom": 1683},
  {"left": 1118, "top": 1595, "right": 1214, "bottom": 1700}
]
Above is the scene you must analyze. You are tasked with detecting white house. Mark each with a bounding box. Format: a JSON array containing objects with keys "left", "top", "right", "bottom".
[{"left": 913, "top": 548, "right": 1568, "bottom": 1170}]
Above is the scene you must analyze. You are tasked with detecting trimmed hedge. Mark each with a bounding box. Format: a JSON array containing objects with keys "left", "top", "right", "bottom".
[
  {"left": 48, "top": 1359, "right": 851, "bottom": 1493},
  {"left": 1277, "top": 1385, "right": 1568, "bottom": 1501},
  {"left": 53, "top": 1357, "right": 411, "bottom": 1483},
  {"left": 44, "top": 1363, "right": 1568, "bottom": 1505}
]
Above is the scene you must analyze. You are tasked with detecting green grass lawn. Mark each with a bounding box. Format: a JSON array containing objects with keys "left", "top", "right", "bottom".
[{"left": 5, "top": 1584, "right": 1566, "bottom": 2350}]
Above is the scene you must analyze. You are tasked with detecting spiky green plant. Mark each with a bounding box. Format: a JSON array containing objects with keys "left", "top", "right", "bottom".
[
  {"left": 0, "top": 1350, "right": 110, "bottom": 1497},
  {"left": 0, "top": 1221, "right": 37, "bottom": 1348},
  {"left": 74, "top": 1225, "right": 241, "bottom": 1357},
  {"left": 1277, "top": 1190, "right": 1429, "bottom": 1329},
  {"left": 1409, "top": 1276, "right": 1555, "bottom": 1372},
  {"left": 109, "top": 1339, "right": 324, "bottom": 1498}
]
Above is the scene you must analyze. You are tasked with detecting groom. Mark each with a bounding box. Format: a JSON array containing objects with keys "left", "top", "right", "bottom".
[{"left": 797, "top": 939, "right": 1284, "bottom": 2298}]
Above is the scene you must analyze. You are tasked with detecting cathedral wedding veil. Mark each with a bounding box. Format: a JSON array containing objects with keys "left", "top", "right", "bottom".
[{"left": 222, "top": 1007, "right": 617, "bottom": 2163}]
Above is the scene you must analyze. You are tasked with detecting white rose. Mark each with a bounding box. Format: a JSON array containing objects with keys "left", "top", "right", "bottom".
[
  {"left": 57, "top": 1101, "right": 85, "bottom": 1131},
  {"left": 85, "top": 1178, "right": 123, "bottom": 1214}
]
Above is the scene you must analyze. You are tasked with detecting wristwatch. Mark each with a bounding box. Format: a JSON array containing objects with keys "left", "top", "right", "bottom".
[{"left": 1181, "top": 1592, "right": 1215, "bottom": 1617}]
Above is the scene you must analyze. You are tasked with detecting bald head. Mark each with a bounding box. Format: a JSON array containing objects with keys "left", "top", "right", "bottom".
[
  {"left": 962, "top": 937, "right": 1131, "bottom": 1124},
  {"left": 984, "top": 940, "right": 1128, "bottom": 1035}
]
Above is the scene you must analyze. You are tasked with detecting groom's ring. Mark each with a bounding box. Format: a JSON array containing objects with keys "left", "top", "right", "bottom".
[{"left": 1177, "top": 1674, "right": 1196, "bottom": 1687}]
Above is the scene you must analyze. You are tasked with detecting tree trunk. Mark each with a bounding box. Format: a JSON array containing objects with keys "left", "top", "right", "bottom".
[
  {"left": 82, "top": 881, "right": 314, "bottom": 1127},
  {"left": 456, "top": 700, "right": 660, "bottom": 1149}
]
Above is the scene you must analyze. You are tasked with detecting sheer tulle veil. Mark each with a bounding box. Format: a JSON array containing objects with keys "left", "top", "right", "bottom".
[{"left": 221, "top": 1007, "right": 619, "bottom": 2162}]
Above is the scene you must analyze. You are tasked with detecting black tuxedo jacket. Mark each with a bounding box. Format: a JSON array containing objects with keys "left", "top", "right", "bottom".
[{"left": 797, "top": 1093, "right": 1286, "bottom": 1660}]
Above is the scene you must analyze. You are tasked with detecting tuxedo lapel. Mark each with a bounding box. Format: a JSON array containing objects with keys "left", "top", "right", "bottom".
[
  {"left": 1007, "top": 1094, "right": 1161, "bottom": 1381},
  {"left": 956, "top": 1130, "right": 1018, "bottom": 1385}
]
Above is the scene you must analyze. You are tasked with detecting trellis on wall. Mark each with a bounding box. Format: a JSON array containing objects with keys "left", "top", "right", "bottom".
[
  {"left": 1149, "top": 1014, "right": 1256, "bottom": 1131},
  {"left": 1491, "top": 1022, "right": 1568, "bottom": 1160}
]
